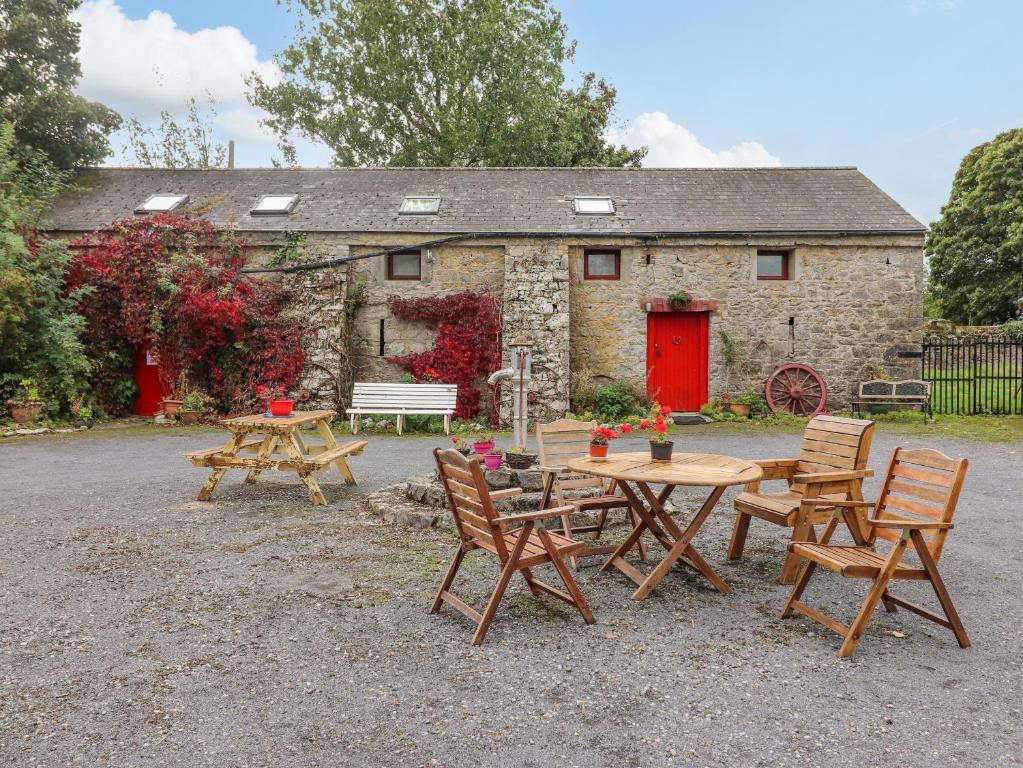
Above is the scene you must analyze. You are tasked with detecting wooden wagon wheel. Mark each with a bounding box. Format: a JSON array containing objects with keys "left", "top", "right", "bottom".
[{"left": 766, "top": 364, "right": 827, "bottom": 416}]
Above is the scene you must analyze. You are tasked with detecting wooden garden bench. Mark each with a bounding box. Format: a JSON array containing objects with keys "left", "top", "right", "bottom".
[
  {"left": 346, "top": 382, "right": 458, "bottom": 435},
  {"left": 430, "top": 447, "right": 595, "bottom": 645},
  {"left": 780, "top": 447, "right": 970, "bottom": 658},
  {"left": 850, "top": 379, "right": 932, "bottom": 418},
  {"left": 727, "top": 415, "right": 875, "bottom": 583}
]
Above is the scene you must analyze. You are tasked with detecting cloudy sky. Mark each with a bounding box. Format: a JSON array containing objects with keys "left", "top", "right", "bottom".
[{"left": 73, "top": 0, "right": 1023, "bottom": 225}]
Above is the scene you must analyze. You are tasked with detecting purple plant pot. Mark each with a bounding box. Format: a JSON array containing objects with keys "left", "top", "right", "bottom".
[{"left": 483, "top": 453, "right": 503, "bottom": 470}]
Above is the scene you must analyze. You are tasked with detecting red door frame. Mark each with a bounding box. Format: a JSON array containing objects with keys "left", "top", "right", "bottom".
[{"left": 646, "top": 312, "right": 709, "bottom": 412}]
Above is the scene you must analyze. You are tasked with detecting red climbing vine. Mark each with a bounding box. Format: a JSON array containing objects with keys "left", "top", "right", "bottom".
[
  {"left": 386, "top": 291, "right": 502, "bottom": 420},
  {"left": 67, "top": 214, "right": 309, "bottom": 413}
]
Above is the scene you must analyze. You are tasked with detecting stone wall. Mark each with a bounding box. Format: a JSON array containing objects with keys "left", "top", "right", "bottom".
[
  {"left": 499, "top": 241, "right": 571, "bottom": 423},
  {"left": 569, "top": 236, "right": 925, "bottom": 409}
]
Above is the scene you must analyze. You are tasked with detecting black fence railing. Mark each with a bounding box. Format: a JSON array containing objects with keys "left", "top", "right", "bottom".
[{"left": 922, "top": 335, "right": 1023, "bottom": 415}]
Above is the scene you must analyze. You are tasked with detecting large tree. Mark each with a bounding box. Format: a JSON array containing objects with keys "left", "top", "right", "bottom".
[
  {"left": 248, "top": 0, "right": 644, "bottom": 167},
  {"left": 0, "top": 0, "right": 121, "bottom": 168},
  {"left": 927, "top": 128, "right": 1023, "bottom": 325}
]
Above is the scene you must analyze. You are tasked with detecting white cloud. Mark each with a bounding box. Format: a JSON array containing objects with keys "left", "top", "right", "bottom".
[
  {"left": 608, "top": 112, "right": 781, "bottom": 168},
  {"left": 74, "top": 0, "right": 280, "bottom": 116}
]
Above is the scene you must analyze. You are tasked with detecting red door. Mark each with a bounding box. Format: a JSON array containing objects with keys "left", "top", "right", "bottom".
[
  {"left": 646, "top": 313, "right": 709, "bottom": 411},
  {"left": 132, "top": 347, "right": 168, "bottom": 416}
]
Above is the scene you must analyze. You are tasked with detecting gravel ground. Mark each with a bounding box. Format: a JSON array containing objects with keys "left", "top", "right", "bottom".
[{"left": 1, "top": 424, "right": 1021, "bottom": 767}]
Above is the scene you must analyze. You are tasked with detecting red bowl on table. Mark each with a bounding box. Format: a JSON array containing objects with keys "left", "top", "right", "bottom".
[{"left": 269, "top": 399, "right": 294, "bottom": 417}]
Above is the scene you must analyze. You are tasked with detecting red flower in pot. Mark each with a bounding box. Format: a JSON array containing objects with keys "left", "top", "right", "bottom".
[
  {"left": 638, "top": 402, "right": 674, "bottom": 462},
  {"left": 589, "top": 424, "right": 619, "bottom": 458}
]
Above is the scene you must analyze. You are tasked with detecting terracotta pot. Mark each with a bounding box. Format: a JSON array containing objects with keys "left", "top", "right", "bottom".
[
  {"left": 269, "top": 399, "right": 294, "bottom": 417},
  {"left": 7, "top": 400, "right": 43, "bottom": 424},
  {"left": 649, "top": 440, "right": 674, "bottom": 462},
  {"left": 729, "top": 403, "right": 751, "bottom": 418},
  {"left": 162, "top": 399, "right": 183, "bottom": 417},
  {"left": 179, "top": 409, "right": 201, "bottom": 425},
  {"left": 589, "top": 443, "right": 609, "bottom": 458},
  {"left": 472, "top": 440, "right": 494, "bottom": 455},
  {"left": 483, "top": 453, "right": 503, "bottom": 470}
]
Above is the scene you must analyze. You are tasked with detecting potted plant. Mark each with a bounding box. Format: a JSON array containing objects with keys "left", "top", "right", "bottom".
[
  {"left": 483, "top": 448, "right": 503, "bottom": 470},
  {"left": 472, "top": 434, "right": 495, "bottom": 454},
  {"left": 162, "top": 373, "right": 187, "bottom": 417},
  {"left": 638, "top": 402, "right": 674, "bottom": 462},
  {"left": 668, "top": 290, "right": 692, "bottom": 310},
  {"left": 179, "top": 390, "right": 210, "bottom": 425},
  {"left": 257, "top": 385, "right": 294, "bottom": 417},
  {"left": 450, "top": 436, "right": 472, "bottom": 456},
  {"left": 504, "top": 445, "right": 538, "bottom": 469},
  {"left": 7, "top": 378, "right": 43, "bottom": 424},
  {"left": 589, "top": 424, "right": 619, "bottom": 458}
]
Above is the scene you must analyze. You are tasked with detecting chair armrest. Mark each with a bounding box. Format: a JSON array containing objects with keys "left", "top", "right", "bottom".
[
  {"left": 866, "top": 518, "right": 953, "bottom": 531},
  {"left": 793, "top": 469, "right": 873, "bottom": 484},
  {"left": 800, "top": 499, "right": 876, "bottom": 508},
  {"left": 754, "top": 458, "right": 799, "bottom": 468},
  {"left": 495, "top": 505, "right": 576, "bottom": 524},
  {"left": 489, "top": 487, "right": 523, "bottom": 500},
  {"left": 538, "top": 465, "right": 568, "bottom": 475}
]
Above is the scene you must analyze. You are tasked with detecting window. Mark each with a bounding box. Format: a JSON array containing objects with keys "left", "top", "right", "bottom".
[
  {"left": 756, "top": 249, "right": 791, "bottom": 280},
  {"left": 574, "top": 196, "right": 615, "bottom": 215},
  {"left": 134, "top": 194, "right": 188, "bottom": 214},
  {"left": 387, "top": 249, "right": 422, "bottom": 280},
  {"left": 399, "top": 196, "right": 440, "bottom": 215},
  {"left": 584, "top": 248, "right": 621, "bottom": 280},
  {"left": 251, "top": 194, "right": 299, "bottom": 215}
]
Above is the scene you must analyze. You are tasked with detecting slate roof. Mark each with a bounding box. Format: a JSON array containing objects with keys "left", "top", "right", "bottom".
[{"left": 45, "top": 167, "right": 925, "bottom": 236}]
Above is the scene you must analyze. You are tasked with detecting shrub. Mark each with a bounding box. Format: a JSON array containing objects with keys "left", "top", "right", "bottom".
[{"left": 593, "top": 380, "right": 649, "bottom": 422}]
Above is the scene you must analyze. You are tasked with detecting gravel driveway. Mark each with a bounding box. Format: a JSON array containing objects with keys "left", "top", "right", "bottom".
[{"left": 1, "top": 424, "right": 1021, "bottom": 767}]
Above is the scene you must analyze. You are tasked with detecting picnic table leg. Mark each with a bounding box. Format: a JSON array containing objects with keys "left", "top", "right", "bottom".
[
  {"left": 283, "top": 431, "right": 327, "bottom": 505},
  {"left": 197, "top": 432, "right": 242, "bottom": 501},
  {"left": 245, "top": 435, "right": 279, "bottom": 484},
  {"left": 314, "top": 417, "right": 359, "bottom": 485}
]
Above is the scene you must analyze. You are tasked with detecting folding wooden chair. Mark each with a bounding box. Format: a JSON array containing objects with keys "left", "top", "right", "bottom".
[
  {"left": 536, "top": 418, "right": 645, "bottom": 570},
  {"left": 430, "top": 448, "right": 596, "bottom": 645},
  {"left": 780, "top": 447, "right": 970, "bottom": 659},
  {"left": 727, "top": 415, "right": 875, "bottom": 583}
]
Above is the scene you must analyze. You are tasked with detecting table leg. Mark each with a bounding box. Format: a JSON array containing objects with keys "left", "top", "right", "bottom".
[
  {"left": 198, "top": 432, "right": 242, "bottom": 501},
  {"left": 632, "top": 485, "right": 730, "bottom": 600},
  {"left": 245, "top": 435, "right": 279, "bottom": 484},
  {"left": 314, "top": 417, "right": 358, "bottom": 485},
  {"left": 600, "top": 481, "right": 675, "bottom": 575},
  {"left": 283, "top": 431, "right": 327, "bottom": 505}
]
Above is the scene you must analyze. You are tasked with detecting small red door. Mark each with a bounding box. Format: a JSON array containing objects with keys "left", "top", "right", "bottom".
[
  {"left": 132, "top": 347, "right": 168, "bottom": 416},
  {"left": 646, "top": 313, "right": 709, "bottom": 411}
]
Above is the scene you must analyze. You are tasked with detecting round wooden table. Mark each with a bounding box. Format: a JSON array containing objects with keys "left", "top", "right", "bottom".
[{"left": 566, "top": 452, "right": 763, "bottom": 600}]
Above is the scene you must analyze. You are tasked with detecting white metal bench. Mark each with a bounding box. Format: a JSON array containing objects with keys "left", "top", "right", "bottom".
[{"left": 346, "top": 382, "right": 458, "bottom": 435}]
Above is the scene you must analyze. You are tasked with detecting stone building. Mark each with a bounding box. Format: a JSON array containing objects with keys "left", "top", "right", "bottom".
[{"left": 46, "top": 167, "right": 926, "bottom": 417}]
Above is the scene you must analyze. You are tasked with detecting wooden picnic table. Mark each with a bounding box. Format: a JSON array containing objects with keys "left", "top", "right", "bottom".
[
  {"left": 185, "top": 409, "right": 367, "bottom": 506},
  {"left": 566, "top": 452, "right": 762, "bottom": 600}
]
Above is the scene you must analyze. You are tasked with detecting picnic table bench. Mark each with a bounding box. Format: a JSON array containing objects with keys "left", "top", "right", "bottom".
[
  {"left": 346, "top": 382, "right": 457, "bottom": 435},
  {"left": 850, "top": 379, "right": 932, "bottom": 418},
  {"left": 185, "top": 409, "right": 367, "bottom": 505}
]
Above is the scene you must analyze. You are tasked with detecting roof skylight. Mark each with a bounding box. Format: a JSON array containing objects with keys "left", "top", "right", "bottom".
[
  {"left": 134, "top": 194, "right": 188, "bottom": 214},
  {"left": 399, "top": 196, "right": 441, "bottom": 215},
  {"left": 573, "top": 196, "right": 615, "bottom": 215},
  {"left": 251, "top": 194, "right": 300, "bottom": 215}
]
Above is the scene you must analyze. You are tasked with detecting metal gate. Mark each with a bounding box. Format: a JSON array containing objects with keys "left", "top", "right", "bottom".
[{"left": 922, "top": 335, "right": 1023, "bottom": 415}]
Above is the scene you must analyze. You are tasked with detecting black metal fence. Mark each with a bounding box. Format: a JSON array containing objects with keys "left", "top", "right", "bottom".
[{"left": 922, "top": 335, "right": 1023, "bottom": 415}]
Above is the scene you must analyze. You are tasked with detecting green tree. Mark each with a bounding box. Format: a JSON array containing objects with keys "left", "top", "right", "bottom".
[
  {"left": 123, "top": 94, "right": 228, "bottom": 169},
  {"left": 248, "top": 0, "right": 644, "bottom": 167},
  {"left": 927, "top": 128, "right": 1023, "bottom": 325},
  {"left": 0, "top": 0, "right": 121, "bottom": 168},
  {"left": 0, "top": 122, "right": 91, "bottom": 416}
]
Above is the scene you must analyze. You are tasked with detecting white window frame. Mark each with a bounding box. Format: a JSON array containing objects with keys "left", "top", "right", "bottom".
[
  {"left": 399, "top": 196, "right": 441, "bottom": 215},
  {"left": 134, "top": 194, "right": 189, "bottom": 214},
  {"left": 251, "top": 194, "right": 300, "bottom": 215},
  {"left": 573, "top": 196, "right": 615, "bottom": 215}
]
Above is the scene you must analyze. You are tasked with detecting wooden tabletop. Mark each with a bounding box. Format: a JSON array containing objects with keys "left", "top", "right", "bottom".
[
  {"left": 566, "top": 451, "right": 762, "bottom": 487},
  {"left": 221, "top": 409, "right": 337, "bottom": 428}
]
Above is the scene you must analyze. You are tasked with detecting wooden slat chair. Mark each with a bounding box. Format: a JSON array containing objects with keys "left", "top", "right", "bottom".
[
  {"left": 431, "top": 448, "right": 596, "bottom": 645},
  {"left": 780, "top": 447, "right": 970, "bottom": 658},
  {"left": 536, "top": 419, "right": 644, "bottom": 570},
  {"left": 727, "top": 415, "right": 875, "bottom": 583}
]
